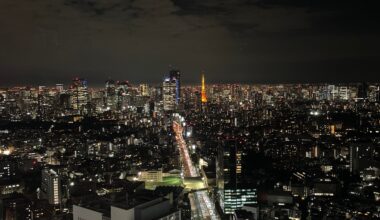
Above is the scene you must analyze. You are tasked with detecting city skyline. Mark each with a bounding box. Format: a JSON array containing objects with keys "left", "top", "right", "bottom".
[
  {"left": 0, "top": 74, "right": 379, "bottom": 88},
  {"left": 0, "top": 0, "right": 379, "bottom": 219},
  {"left": 0, "top": 79, "right": 379, "bottom": 219}
]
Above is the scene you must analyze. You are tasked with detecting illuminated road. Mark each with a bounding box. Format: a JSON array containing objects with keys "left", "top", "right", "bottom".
[{"left": 173, "top": 121, "right": 219, "bottom": 220}]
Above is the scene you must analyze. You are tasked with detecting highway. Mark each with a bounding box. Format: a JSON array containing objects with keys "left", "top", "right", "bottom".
[{"left": 173, "top": 121, "right": 219, "bottom": 220}]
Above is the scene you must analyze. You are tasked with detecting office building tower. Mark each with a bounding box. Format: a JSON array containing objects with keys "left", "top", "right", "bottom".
[
  {"left": 38, "top": 86, "right": 46, "bottom": 94},
  {"left": 0, "top": 92, "right": 5, "bottom": 108},
  {"left": 358, "top": 82, "right": 368, "bottom": 99},
  {"left": 41, "top": 169, "right": 61, "bottom": 205},
  {"left": 70, "top": 78, "right": 89, "bottom": 114},
  {"left": 327, "top": 85, "right": 338, "bottom": 101},
  {"left": 105, "top": 79, "right": 117, "bottom": 111},
  {"left": 162, "top": 76, "right": 177, "bottom": 111},
  {"left": 116, "top": 81, "right": 129, "bottom": 111},
  {"left": 350, "top": 143, "right": 378, "bottom": 174},
  {"left": 317, "top": 86, "right": 328, "bottom": 101},
  {"left": 338, "top": 86, "right": 349, "bottom": 100},
  {"left": 55, "top": 84, "right": 64, "bottom": 93},
  {"left": 368, "top": 85, "right": 380, "bottom": 102},
  {"left": 0, "top": 156, "right": 17, "bottom": 180},
  {"left": 59, "top": 93, "right": 71, "bottom": 109},
  {"left": 169, "top": 69, "right": 181, "bottom": 104},
  {"left": 139, "top": 84, "right": 150, "bottom": 97},
  {"left": 0, "top": 194, "right": 31, "bottom": 220},
  {"left": 216, "top": 140, "right": 257, "bottom": 214}
]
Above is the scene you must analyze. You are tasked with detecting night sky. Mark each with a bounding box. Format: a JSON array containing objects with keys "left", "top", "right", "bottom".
[{"left": 0, "top": 0, "right": 379, "bottom": 86}]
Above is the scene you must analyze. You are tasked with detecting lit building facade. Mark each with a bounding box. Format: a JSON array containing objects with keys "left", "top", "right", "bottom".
[
  {"left": 55, "top": 84, "right": 64, "bottom": 93},
  {"left": 70, "top": 78, "right": 89, "bottom": 114},
  {"left": 0, "top": 156, "right": 17, "bottom": 180},
  {"left": 41, "top": 169, "right": 61, "bottom": 205},
  {"left": 169, "top": 69, "right": 181, "bottom": 104},
  {"left": 105, "top": 79, "right": 117, "bottom": 111},
  {"left": 116, "top": 81, "right": 129, "bottom": 111},
  {"left": 139, "top": 84, "right": 150, "bottom": 97},
  {"left": 162, "top": 76, "right": 177, "bottom": 111},
  {"left": 137, "top": 168, "right": 163, "bottom": 182},
  {"left": 216, "top": 140, "right": 257, "bottom": 214}
]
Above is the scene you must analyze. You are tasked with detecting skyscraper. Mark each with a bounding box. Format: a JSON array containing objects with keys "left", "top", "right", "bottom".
[
  {"left": 162, "top": 76, "right": 177, "bottom": 111},
  {"left": 116, "top": 81, "right": 129, "bottom": 111},
  {"left": 216, "top": 139, "right": 257, "bottom": 214},
  {"left": 55, "top": 84, "right": 64, "bottom": 93},
  {"left": 201, "top": 73, "right": 207, "bottom": 103},
  {"left": 358, "top": 82, "right": 368, "bottom": 99},
  {"left": 0, "top": 156, "right": 17, "bottom": 180},
  {"left": 41, "top": 169, "right": 61, "bottom": 205},
  {"left": 105, "top": 79, "right": 117, "bottom": 111},
  {"left": 169, "top": 69, "right": 181, "bottom": 104},
  {"left": 70, "top": 78, "right": 88, "bottom": 114},
  {"left": 139, "top": 84, "right": 150, "bottom": 97},
  {"left": 350, "top": 143, "right": 377, "bottom": 174}
]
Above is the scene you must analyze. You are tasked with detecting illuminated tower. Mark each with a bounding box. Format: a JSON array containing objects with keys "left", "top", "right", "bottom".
[
  {"left": 169, "top": 69, "right": 181, "bottom": 104},
  {"left": 105, "top": 79, "right": 117, "bottom": 111},
  {"left": 70, "top": 78, "right": 88, "bottom": 114},
  {"left": 163, "top": 76, "right": 177, "bottom": 111},
  {"left": 201, "top": 73, "right": 207, "bottom": 103},
  {"left": 41, "top": 169, "right": 62, "bottom": 205},
  {"left": 217, "top": 139, "right": 257, "bottom": 214}
]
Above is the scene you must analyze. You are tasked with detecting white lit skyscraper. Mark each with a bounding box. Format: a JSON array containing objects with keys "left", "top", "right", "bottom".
[
  {"left": 163, "top": 76, "right": 177, "bottom": 111},
  {"left": 41, "top": 169, "right": 62, "bottom": 205}
]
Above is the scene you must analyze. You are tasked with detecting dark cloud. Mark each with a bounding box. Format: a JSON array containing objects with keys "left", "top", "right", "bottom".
[{"left": 0, "top": 0, "right": 379, "bottom": 86}]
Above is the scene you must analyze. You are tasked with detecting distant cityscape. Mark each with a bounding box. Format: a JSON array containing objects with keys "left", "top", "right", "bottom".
[{"left": 0, "top": 70, "right": 379, "bottom": 220}]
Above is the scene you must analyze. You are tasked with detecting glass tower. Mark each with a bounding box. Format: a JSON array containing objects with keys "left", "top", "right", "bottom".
[{"left": 216, "top": 139, "right": 257, "bottom": 214}]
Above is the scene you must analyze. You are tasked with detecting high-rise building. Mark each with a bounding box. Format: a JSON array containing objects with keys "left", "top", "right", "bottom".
[
  {"left": 216, "top": 140, "right": 257, "bottom": 214},
  {"left": 139, "top": 84, "right": 150, "bottom": 97},
  {"left": 70, "top": 78, "right": 89, "bottom": 114},
  {"left": 116, "top": 81, "right": 129, "bottom": 111},
  {"left": 55, "top": 84, "right": 64, "bottom": 93},
  {"left": 59, "top": 93, "right": 71, "bottom": 109},
  {"left": 41, "top": 169, "right": 61, "bottom": 205},
  {"left": 201, "top": 73, "right": 207, "bottom": 103},
  {"left": 105, "top": 79, "right": 117, "bottom": 111},
  {"left": 350, "top": 143, "right": 377, "bottom": 174},
  {"left": 169, "top": 69, "right": 181, "bottom": 104},
  {"left": 324, "top": 85, "right": 350, "bottom": 101},
  {"left": 368, "top": 85, "right": 380, "bottom": 102},
  {"left": 0, "top": 156, "right": 17, "bottom": 180},
  {"left": 0, "top": 194, "right": 31, "bottom": 220},
  {"left": 358, "top": 82, "right": 368, "bottom": 99},
  {"left": 338, "top": 86, "right": 349, "bottom": 100},
  {"left": 327, "top": 85, "right": 337, "bottom": 101},
  {"left": 162, "top": 76, "right": 177, "bottom": 111}
]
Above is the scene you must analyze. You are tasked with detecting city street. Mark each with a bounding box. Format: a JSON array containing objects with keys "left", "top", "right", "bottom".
[{"left": 173, "top": 121, "right": 219, "bottom": 220}]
